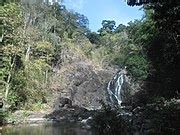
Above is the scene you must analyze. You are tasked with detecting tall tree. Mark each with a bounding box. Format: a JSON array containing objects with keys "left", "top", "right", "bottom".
[
  {"left": 127, "top": 0, "right": 180, "bottom": 98},
  {"left": 98, "top": 20, "right": 116, "bottom": 35},
  {"left": 1, "top": 2, "right": 23, "bottom": 101}
]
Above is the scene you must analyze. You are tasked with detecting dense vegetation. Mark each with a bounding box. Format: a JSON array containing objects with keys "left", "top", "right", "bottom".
[
  {"left": 1, "top": 0, "right": 149, "bottom": 109},
  {"left": 1, "top": 0, "right": 180, "bottom": 134},
  {"left": 92, "top": 1, "right": 180, "bottom": 134},
  {"left": 127, "top": 0, "right": 180, "bottom": 101}
]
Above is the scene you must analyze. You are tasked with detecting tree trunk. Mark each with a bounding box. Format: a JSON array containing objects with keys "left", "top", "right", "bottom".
[
  {"left": 25, "top": 44, "right": 31, "bottom": 61},
  {"left": 5, "top": 56, "right": 16, "bottom": 101}
]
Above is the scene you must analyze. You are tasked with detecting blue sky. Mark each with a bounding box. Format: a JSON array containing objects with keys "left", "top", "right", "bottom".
[{"left": 63, "top": 0, "right": 144, "bottom": 32}]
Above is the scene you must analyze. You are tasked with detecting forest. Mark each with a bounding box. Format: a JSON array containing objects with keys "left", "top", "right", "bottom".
[{"left": 0, "top": 0, "right": 180, "bottom": 135}]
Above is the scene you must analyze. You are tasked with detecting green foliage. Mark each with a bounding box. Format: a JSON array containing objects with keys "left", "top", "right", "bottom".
[
  {"left": 34, "top": 41, "right": 54, "bottom": 63},
  {"left": 91, "top": 46, "right": 112, "bottom": 67},
  {"left": 23, "top": 60, "right": 50, "bottom": 104},
  {"left": 0, "top": 0, "right": 90, "bottom": 109},
  {"left": 114, "top": 24, "right": 126, "bottom": 33},
  {"left": 0, "top": 110, "right": 9, "bottom": 124},
  {"left": 31, "top": 101, "right": 48, "bottom": 111},
  {"left": 0, "top": 2, "right": 23, "bottom": 102},
  {"left": 88, "top": 19, "right": 149, "bottom": 81},
  {"left": 86, "top": 32, "right": 100, "bottom": 44},
  {"left": 0, "top": 3, "right": 23, "bottom": 30},
  {"left": 1, "top": 2, "right": 53, "bottom": 108},
  {"left": 2, "top": 0, "right": 174, "bottom": 114},
  {"left": 98, "top": 20, "right": 116, "bottom": 35},
  {"left": 143, "top": 1, "right": 180, "bottom": 98},
  {"left": 126, "top": 55, "right": 148, "bottom": 80}
]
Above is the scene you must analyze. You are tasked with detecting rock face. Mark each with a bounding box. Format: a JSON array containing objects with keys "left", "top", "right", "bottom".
[
  {"left": 54, "top": 97, "right": 72, "bottom": 110},
  {"left": 50, "top": 61, "right": 116, "bottom": 110}
]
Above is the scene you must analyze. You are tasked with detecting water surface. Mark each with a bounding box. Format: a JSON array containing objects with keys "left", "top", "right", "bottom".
[{"left": 2, "top": 122, "right": 94, "bottom": 135}]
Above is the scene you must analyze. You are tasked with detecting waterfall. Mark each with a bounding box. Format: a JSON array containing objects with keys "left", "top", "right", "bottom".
[{"left": 107, "top": 68, "right": 128, "bottom": 106}]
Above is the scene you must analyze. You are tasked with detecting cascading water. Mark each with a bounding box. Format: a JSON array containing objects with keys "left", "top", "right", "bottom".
[{"left": 107, "top": 67, "right": 129, "bottom": 106}]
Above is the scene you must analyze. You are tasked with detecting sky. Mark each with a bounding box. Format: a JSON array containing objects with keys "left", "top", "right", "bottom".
[{"left": 63, "top": 0, "right": 144, "bottom": 32}]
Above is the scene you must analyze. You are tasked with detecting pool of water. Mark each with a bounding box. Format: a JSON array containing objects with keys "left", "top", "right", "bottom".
[{"left": 1, "top": 122, "right": 95, "bottom": 135}]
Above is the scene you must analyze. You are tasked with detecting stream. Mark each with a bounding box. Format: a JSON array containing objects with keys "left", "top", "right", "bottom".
[{"left": 2, "top": 122, "right": 95, "bottom": 135}]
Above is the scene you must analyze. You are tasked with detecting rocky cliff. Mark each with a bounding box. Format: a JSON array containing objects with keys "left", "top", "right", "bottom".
[{"left": 49, "top": 43, "right": 117, "bottom": 110}]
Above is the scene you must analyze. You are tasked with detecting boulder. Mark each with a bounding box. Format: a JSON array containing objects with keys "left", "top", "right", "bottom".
[{"left": 54, "top": 97, "right": 72, "bottom": 110}]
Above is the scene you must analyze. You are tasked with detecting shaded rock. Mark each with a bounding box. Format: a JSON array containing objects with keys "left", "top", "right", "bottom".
[
  {"left": 54, "top": 97, "right": 72, "bottom": 110},
  {"left": 45, "top": 105, "right": 96, "bottom": 124}
]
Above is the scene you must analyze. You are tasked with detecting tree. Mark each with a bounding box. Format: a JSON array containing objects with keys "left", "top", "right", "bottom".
[
  {"left": 127, "top": 0, "right": 180, "bottom": 98},
  {"left": 75, "top": 12, "right": 89, "bottom": 32},
  {"left": 86, "top": 32, "right": 100, "bottom": 44},
  {"left": 114, "top": 24, "right": 126, "bottom": 33},
  {"left": 0, "top": 0, "right": 92, "bottom": 108},
  {"left": 1, "top": 2, "right": 23, "bottom": 101},
  {"left": 98, "top": 20, "right": 116, "bottom": 35}
]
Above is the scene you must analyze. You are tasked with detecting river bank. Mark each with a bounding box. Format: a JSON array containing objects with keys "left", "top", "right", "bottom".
[
  {"left": 1, "top": 103, "right": 97, "bottom": 129},
  {"left": 1, "top": 98, "right": 180, "bottom": 135}
]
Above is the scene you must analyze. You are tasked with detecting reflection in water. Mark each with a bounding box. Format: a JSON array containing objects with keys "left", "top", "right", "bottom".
[{"left": 2, "top": 122, "right": 95, "bottom": 135}]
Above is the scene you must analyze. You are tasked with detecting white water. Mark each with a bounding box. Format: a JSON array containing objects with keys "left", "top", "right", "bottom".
[{"left": 107, "top": 68, "right": 128, "bottom": 105}]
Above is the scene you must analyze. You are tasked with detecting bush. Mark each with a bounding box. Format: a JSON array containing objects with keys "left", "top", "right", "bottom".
[{"left": 126, "top": 54, "right": 148, "bottom": 81}]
